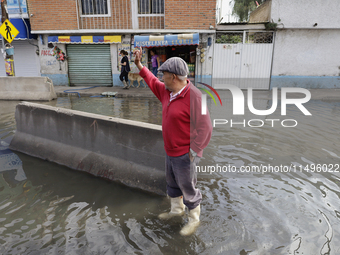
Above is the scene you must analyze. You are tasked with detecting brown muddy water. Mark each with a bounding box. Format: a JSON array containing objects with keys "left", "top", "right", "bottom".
[{"left": 0, "top": 95, "right": 340, "bottom": 254}]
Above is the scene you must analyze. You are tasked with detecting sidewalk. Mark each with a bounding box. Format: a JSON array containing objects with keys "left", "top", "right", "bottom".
[{"left": 54, "top": 85, "right": 340, "bottom": 100}]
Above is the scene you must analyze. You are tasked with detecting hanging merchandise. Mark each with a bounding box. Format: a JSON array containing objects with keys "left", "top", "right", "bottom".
[{"left": 51, "top": 46, "right": 66, "bottom": 62}]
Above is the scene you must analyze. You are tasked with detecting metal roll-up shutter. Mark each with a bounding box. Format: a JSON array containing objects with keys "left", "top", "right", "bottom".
[{"left": 67, "top": 44, "right": 112, "bottom": 86}]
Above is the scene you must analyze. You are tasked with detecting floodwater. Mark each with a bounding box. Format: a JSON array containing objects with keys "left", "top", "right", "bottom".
[{"left": 0, "top": 94, "right": 340, "bottom": 254}]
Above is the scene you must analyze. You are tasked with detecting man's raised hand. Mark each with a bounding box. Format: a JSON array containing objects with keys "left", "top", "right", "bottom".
[{"left": 133, "top": 47, "right": 143, "bottom": 70}]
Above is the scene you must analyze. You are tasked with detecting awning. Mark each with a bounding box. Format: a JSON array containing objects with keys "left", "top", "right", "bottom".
[
  {"left": 134, "top": 33, "right": 199, "bottom": 48},
  {"left": 48, "top": 35, "right": 121, "bottom": 44},
  {"left": 0, "top": 19, "right": 35, "bottom": 40}
]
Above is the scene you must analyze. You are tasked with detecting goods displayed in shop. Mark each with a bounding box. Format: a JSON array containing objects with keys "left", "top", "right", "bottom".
[{"left": 188, "top": 63, "right": 195, "bottom": 77}]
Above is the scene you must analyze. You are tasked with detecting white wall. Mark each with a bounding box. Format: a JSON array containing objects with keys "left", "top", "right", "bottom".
[
  {"left": 271, "top": 0, "right": 340, "bottom": 29},
  {"left": 196, "top": 33, "right": 214, "bottom": 77},
  {"left": 39, "top": 35, "right": 68, "bottom": 75},
  {"left": 0, "top": 40, "right": 41, "bottom": 77},
  {"left": 272, "top": 29, "right": 340, "bottom": 76},
  {"left": 110, "top": 43, "right": 119, "bottom": 75},
  {"left": 217, "top": 0, "right": 238, "bottom": 23}
]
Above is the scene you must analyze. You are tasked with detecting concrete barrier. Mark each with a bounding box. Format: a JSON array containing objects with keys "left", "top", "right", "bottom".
[
  {"left": 0, "top": 77, "right": 57, "bottom": 101},
  {"left": 9, "top": 102, "right": 166, "bottom": 195}
]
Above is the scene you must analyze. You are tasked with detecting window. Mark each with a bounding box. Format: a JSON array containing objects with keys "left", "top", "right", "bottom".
[
  {"left": 81, "top": 0, "right": 109, "bottom": 15},
  {"left": 8, "top": 0, "right": 28, "bottom": 18},
  {"left": 138, "top": 0, "right": 164, "bottom": 14}
]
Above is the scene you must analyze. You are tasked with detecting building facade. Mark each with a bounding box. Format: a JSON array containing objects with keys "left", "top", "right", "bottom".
[
  {"left": 0, "top": 1, "right": 40, "bottom": 77},
  {"left": 251, "top": 0, "right": 340, "bottom": 89},
  {"left": 27, "top": 0, "right": 217, "bottom": 86}
]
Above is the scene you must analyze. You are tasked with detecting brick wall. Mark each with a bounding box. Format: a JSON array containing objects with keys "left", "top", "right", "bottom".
[
  {"left": 28, "top": 0, "right": 132, "bottom": 31},
  {"left": 28, "top": 0, "right": 215, "bottom": 31},
  {"left": 165, "top": 0, "right": 216, "bottom": 30},
  {"left": 79, "top": 0, "right": 132, "bottom": 30},
  {"left": 28, "top": 0, "right": 79, "bottom": 31},
  {"left": 138, "top": 17, "right": 164, "bottom": 30}
]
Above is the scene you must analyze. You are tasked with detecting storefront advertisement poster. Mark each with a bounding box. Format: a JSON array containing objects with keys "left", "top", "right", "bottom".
[{"left": 5, "top": 59, "right": 15, "bottom": 76}]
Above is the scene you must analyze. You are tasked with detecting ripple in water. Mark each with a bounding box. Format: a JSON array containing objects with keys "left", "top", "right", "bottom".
[{"left": 0, "top": 98, "right": 339, "bottom": 254}]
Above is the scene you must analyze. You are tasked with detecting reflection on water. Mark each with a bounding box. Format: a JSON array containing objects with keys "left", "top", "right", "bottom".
[
  {"left": 43, "top": 97, "right": 163, "bottom": 125},
  {"left": 0, "top": 96, "right": 340, "bottom": 254}
]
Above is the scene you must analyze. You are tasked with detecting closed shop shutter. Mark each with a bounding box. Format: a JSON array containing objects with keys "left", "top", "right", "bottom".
[
  {"left": 0, "top": 40, "right": 40, "bottom": 77},
  {"left": 67, "top": 44, "right": 112, "bottom": 86}
]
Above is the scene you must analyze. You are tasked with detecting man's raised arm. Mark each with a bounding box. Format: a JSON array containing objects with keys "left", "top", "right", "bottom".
[{"left": 133, "top": 47, "right": 165, "bottom": 101}]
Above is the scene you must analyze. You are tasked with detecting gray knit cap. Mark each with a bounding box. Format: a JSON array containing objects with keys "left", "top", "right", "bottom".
[{"left": 158, "top": 57, "right": 189, "bottom": 76}]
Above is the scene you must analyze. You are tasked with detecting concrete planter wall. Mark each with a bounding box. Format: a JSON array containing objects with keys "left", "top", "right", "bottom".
[
  {"left": 10, "top": 102, "right": 166, "bottom": 196},
  {"left": 0, "top": 77, "right": 57, "bottom": 101}
]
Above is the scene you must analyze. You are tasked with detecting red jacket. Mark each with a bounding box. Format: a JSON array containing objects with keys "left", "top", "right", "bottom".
[{"left": 139, "top": 67, "right": 212, "bottom": 157}]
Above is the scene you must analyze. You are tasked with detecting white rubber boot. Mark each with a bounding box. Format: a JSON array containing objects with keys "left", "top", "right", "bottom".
[
  {"left": 179, "top": 205, "right": 200, "bottom": 236},
  {"left": 122, "top": 80, "right": 129, "bottom": 89},
  {"left": 158, "top": 196, "right": 185, "bottom": 220}
]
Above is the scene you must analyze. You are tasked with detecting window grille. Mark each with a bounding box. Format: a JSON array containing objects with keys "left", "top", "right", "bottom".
[
  {"left": 245, "top": 32, "right": 273, "bottom": 44},
  {"left": 138, "top": 0, "right": 164, "bottom": 14},
  {"left": 216, "top": 32, "right": 243, "bottom": 44},
  {"left": 81, "top": 0, "right": 108, "bottom": 15},
  {"left": 216, "top": 32, "right": 274, "bottom": 44}
]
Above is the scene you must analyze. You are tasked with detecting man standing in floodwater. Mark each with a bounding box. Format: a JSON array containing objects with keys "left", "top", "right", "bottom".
[{"left": 133, "top": 47, "right": 212, "bottom": 236}]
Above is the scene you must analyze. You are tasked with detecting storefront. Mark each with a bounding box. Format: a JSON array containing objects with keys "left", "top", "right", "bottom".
[
  {"left": 133, "top": 33, "right": 199, "bottom": 81},
  {"left": 42, "top": 33, "right": 211, "bottom": 87},
  {"left": 46, "top": 35, "right": 121, "bottom": 86},
  {"left": 0, "top": 19, "right": 40, "bottom": 77}
]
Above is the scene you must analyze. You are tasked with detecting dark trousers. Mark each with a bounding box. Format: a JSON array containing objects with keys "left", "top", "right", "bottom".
[
  {"left": 165, "top": 153, "right": 202, "bottom": 210},
  {"left": 152, "top": 67, "right": 158, "bottom": 77},
  {"left": 120, "top": 71, "right": 129, "bottom": 82}
]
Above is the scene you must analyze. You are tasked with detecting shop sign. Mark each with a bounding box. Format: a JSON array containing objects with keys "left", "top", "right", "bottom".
[{"left": 135, "top": 39, "right": 195, "bottom": 47}]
